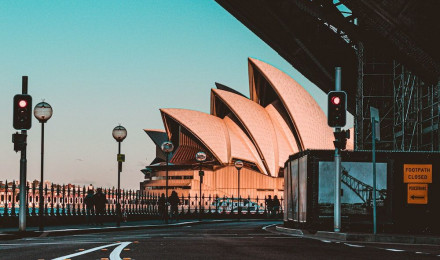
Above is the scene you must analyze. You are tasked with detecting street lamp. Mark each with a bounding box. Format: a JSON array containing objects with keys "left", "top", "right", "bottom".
[
  {"left": 161, "top": 141, "right": 174, "bottom": 224},
  {"left": 112, "top": 125, "right": 127, "bottom": 227},
  {"left": 34, "top": 101, "right": 53, "bottom": 231},
  {"left": 195, "top": 151, "right": 207, "bottom": 220},
  {"left": 234, "top": 160, "right": 243, "bottom": 221}
]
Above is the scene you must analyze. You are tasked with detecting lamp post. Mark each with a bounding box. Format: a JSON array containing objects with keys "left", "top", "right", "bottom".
[
  {"left": 34, "top": 101, "right": 53, "bottom": 231},
  {"left": 161, "top": 141, "right": 174, "bottom": 224},
  {"left": 112, "top": 125, "right": 127, "bottom": 227},
  {"left": 195, "top": 151, "right": 207, "bottom": 220},
  {"left": 234, "top": 160, "right": 243, "bottom": 221}
]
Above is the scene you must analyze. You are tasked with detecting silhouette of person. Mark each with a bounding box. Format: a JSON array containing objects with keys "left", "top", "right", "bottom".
[
  {"left": 158, "top": 193, "right": 166, "bottom": 221},
  {"left": 84, "top": 189, "right": 95, "bottom": 225},
  {"left": 169, "top": 191, "right": 180, "bottom": 222},
  {"left": 93, "top": 188, "right": 108, "bottom": 225},
  {"left": 265, "top": 195, "right": 273, "bottom": 218},
  {"left": 272, "top": 195, "right": 280, "bottom": 217}
]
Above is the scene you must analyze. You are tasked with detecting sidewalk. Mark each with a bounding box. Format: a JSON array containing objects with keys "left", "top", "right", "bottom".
[
  {"left": 276, "top": 226, "right": 440, "bottom": 245},
  {"left": 0, "top": 218, "right": 269, "bottom": 240}
]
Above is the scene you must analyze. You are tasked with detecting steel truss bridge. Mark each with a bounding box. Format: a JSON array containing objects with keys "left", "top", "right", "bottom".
[{"left": 341, "top": 166, "right": 386, "bottom": 206}]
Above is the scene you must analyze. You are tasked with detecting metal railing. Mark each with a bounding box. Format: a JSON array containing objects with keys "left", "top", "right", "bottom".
[{"left": 0, "top": 182, "right": 283, "bottom": 226}]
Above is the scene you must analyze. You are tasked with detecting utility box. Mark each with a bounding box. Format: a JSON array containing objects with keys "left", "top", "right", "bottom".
[{"left": 283, "top": 150, "right": 440, "bottom": 234}]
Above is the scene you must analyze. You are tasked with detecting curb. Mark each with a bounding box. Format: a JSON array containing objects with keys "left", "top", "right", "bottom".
[
  {"left": 275, "top": 226, "right": 303, "bottom": 236},
  {"left": 275, "top": 226, "right": 440, "bottom": 245},
  {"left": 0, "top": 219, "right": 273, "bottom": 241}
]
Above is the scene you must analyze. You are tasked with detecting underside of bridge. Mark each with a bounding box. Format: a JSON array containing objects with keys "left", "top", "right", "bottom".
[{"left": 216, "top": 0, "right": 440, "bottom": 151}]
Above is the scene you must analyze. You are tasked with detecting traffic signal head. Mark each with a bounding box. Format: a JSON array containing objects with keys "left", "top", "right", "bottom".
[
  {"left": 13, "top": 94, "right": 32, "bottom": 130},
  {"left": 333, "top": 129, "right": 350, "bottom": 150},
  {"left": 328, "top": 91, "right": 347, "bottom": 127}
]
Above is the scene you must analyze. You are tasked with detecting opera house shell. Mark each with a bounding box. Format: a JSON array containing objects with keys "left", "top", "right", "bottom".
[{"left": 141, "top": 58, "right": 338, "bottom": 199}]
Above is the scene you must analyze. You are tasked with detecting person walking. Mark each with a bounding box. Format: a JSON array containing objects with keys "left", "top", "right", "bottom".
[
  {"left": 93, "top": 188, "right": 108, "bottom": 225},
  {"left": 265, "top": 195, "right": 273, "bottom": 218},
  {"left": 84, "top": 189, "right": 95, "bottom": 225},
  {"left": 169, "top": 191, "right": 180, "bottom": 222},
  {"left": 272, "top": 195, "right": 280, "bottom": 217},
  {"left": 158, "top": 193, "right": 166, "bottom": 221}
]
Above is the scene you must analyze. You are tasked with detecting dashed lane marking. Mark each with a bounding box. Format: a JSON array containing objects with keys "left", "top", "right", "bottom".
[
  {"left": 344, "top": 243, "right": 365, "bottom": 248},
  {"left": 321, "top": 240, "right": 332, "bottom": 243},
  {"left": 0, "top": 241, "right": 107, "bottom": 246},
  {"left": 264, "top": 237, "right": 300, "bottom": 239},
  {"left": 385, "top": 248, "right": 405, "bottom": 252}
]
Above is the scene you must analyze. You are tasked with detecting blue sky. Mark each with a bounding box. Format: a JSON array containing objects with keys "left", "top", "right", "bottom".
[{"left": 0, "top": 1, "right": 352, "bottom": 189}]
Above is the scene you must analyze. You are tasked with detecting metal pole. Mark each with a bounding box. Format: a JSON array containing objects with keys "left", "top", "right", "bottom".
[
  {"left": 117, "top": 141, "right": 121, "bottom": 227},
  {"left": 39, "top": 122, "right": 45, "bottom": 231},
  {"left": 165, "top": 152, "right": 169, "bottom": 224},
  {"left": 334, "top": 67, "right": 342, "bottom": 232},
  {"left": 199, "top": 162, "right": 202, "bottom": 221},
  {"left": 238, "top": 169, "right": 240, "bottom": 221},
  {"left": 19, "top": 76, "right": 28, "bottom": 232},
  {"left": 372, "top": 117, "right": 377, "bottom": 234}
]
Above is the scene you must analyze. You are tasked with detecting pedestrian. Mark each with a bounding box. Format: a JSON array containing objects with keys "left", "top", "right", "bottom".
[
  {"left": 265, "top": 195, "right": 273, "bottom": 218},
  {"left": 93, "top": 188, "right": 108, "bottom": 225},
  {"left": 272, "top": 195, "right": 280, "bottom": 217},
  {"left": 169, "top": 191, "right": 180, "bottom": 222},
  {"left": 84, "top": 189, "right": 95, "bottom": 225},
  {"left": 158, "top": 193, "right": 166, "bottom": 221}
]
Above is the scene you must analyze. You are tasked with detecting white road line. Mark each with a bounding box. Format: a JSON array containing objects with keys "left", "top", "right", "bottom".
[
  {"left": 262, "top": 224, "right": 277, "bottom": 230},
  {"left": 109, "top": 242, "right": 132, "bottom": 260},
  {"left": 0, "top": 241, "right": 108, "bottom": 246},
  {"left": 344, "top": 243, "right": 365, "bottom": 248},
  {"left": 385, "top": 248, "right": 405, "bottom": 252},
  {"left": 264, "top": 237, "right": 299, "bottom": 239},
  {"left": 52, "top": 242, "right": 121, "bottom": 260},
  {"left": 321, "top": 240, "right": 331, "bottom": 243}
]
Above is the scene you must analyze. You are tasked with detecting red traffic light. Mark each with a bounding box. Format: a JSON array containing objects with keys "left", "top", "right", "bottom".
[
  {"left": 18, "top": 100, "right": 28, "bottom": 108},
  {"left": 331, "top": 96, "right": 341, "bottom": 105},
  {"left": 13, "top": 94, "right": 32, "bottom": 130},
  {"left": 327, "top": 91, "right": 347, "bottom": 127}
]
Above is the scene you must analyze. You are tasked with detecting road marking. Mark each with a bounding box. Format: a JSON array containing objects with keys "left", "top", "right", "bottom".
[
  {"left": 52, "top": 242, "right": 121, "bottom": 260},
  {"left": 385, "top": 248, "right": 405, "bottom": 252},
  {"left": 264, "top": 237, "right": 299, "bottom": 239},
  {"left": 0, "top": 241, "right": 107, "bottom": 247},
  {"left": 344, "top": 243, "right": 365, "bottom": 248},
  {"left": 109, "top": 242, "right": 132, "bottom": 260},
  {"left": 321, "top": 240, "right": 331, "bottom": 243}
]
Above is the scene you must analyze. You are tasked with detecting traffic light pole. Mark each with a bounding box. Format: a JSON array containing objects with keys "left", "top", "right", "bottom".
[
  {"left": 19, "top": 76, "right": 28, "bottom": 232},
  {"left": 334, "top": 68, "right": 341, "bottom": 233}
]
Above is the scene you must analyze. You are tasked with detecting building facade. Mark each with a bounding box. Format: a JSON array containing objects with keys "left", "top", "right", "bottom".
[{"left": 141, "top": 58, "right": 336, "bottom": 199}]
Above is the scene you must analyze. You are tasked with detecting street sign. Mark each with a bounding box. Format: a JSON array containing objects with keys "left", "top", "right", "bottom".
[
  {"left": 404, "top": 164, "right": 432, "bottom": 183},
  {"left": 407, "top": 183, "right": 428, "bottom": 204},
  {"left": 370, "top": 107, "right": 380, "bottom": 141},
  {"left": 117, "top": 154, "right": 125, "bottom": 162}
]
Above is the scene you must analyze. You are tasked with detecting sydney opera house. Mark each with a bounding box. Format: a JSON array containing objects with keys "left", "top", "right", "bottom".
[{"left": 141, "top": 58, "right": 341, "bottom": 198}]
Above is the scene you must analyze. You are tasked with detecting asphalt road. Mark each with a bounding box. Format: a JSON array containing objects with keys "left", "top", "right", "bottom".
[{"left": 0, "top": 221, "right": 439, "bottom": 259}]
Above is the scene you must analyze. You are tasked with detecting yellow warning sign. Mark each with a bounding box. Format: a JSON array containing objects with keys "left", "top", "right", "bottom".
[
  {"left": 407, "top": 183, "right": 428, "bottom": 204},
  {"left": 403, "top": 164, "right": 432, "bottom": 183}
]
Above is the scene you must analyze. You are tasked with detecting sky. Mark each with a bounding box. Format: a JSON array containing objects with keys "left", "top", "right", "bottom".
[{"left": 0, "top": 1, "right": 353, "bottom": 189}]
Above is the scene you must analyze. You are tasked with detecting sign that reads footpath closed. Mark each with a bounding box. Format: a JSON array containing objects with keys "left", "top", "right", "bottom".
[{"left": 404, "top": 164, "right": 432, "bottom": 183}]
